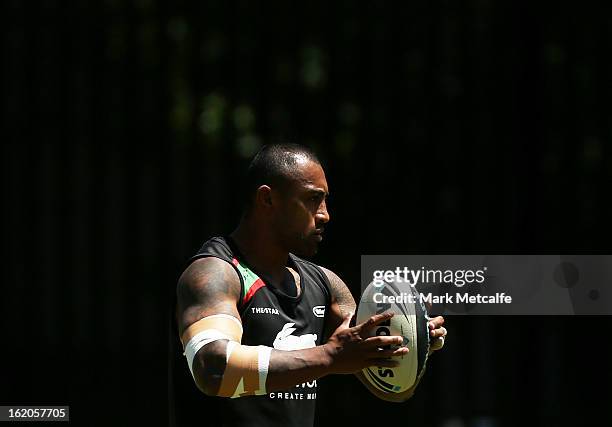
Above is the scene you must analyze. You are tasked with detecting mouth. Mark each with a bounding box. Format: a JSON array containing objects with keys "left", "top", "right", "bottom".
[{"left": 312, "top": 228, "right": 324, "bottom": 241}]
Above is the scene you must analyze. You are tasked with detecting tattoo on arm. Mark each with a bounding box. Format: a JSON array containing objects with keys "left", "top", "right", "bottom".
[
  {"left": 176, "top": 257, "right": 242, "bottom": 393},
  {"left": 176, "top": 257, "right": 242, "bottom": 335},
  {"left": 319, "top": 266, "right": 356, "bottom": 317}
]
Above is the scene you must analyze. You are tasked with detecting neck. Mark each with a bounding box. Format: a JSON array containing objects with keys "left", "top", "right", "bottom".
[{"left": 230, "top": 216, "right": 289, "bottom": 284}]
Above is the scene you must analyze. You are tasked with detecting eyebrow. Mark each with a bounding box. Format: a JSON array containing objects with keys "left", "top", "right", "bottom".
[{"left": 305, "top": 188, "right": 329, "bottom": 197}]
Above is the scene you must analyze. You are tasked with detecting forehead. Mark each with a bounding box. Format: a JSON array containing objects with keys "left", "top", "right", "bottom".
[{"left": 289, "top": 157, "right": 328, "bottom": 193}]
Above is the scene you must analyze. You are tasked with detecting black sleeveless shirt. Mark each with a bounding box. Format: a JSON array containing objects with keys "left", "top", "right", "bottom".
[{"left": 190, "top": 236, "right": 332, "bottom": 427}]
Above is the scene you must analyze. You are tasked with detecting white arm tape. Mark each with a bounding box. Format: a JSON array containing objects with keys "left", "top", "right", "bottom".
[
  {"left": 257, "top": 346, "right": 272, "bottom": 395},
  {"left": 224, "top": 341, "right": 272, "bottom": 397},
  {"left": 184, "top": 330, "right": 235, "bottom": 375},
  {"left": 182, "top": 314, "right": 272, "bottom": 397}
]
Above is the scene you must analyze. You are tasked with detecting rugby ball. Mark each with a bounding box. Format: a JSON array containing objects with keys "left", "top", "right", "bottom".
[{"left": 357, "top": 279, "right": 430, "bottom": 395}]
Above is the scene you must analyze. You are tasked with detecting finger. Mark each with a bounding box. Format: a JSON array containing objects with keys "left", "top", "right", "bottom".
[
  {"left": 366, "top": 358, "right": 400, "bottom": 368},
  {"left": 340, "top": 312, "right": 354, "bottom": 329},
  {"left": 360, "top": 312, "right": 394, "bottom": 331},
  {"left": 430, "top": 336, "right": 445, "bottom": 351},
  {"left": 430, "top": 326, "right": 447, "bottom": 339},
  {"left": 428, "top": 316, "right": 445, "bottom": 330},
  {"left": 363, "top": 335, "right": 404, "bottom": 348},
  {"left": 370, "top": 347, "right": 409, "bottom": 358}
]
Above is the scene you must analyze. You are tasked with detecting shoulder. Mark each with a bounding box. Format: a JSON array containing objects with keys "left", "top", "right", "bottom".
[
  {"left": 313, "top": 264, "right": 349, "bottom": 294},
  {"left": 316, "top": 265, "right": 343, "bottom": 286},
  {"left": 179, "top": 256, "right": 238, "bottom": 281},
  {"left": 177, "top": 257, "right": 242, "bottom": 308},
  {"left": 315, "top": 265, "right": 356, "bottom": 310},
  {"left": 178, "top": 256, "right": 240, "bottom": 288}
]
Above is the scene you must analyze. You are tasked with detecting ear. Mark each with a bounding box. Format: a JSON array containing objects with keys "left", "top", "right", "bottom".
[{"left": 254, "top": 185, "right": 273, "bottom": 209}]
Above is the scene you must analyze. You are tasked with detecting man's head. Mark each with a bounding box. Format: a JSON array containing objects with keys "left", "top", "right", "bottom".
[{"left": 243, "top": 144, "right": 330, "bottom": 257}]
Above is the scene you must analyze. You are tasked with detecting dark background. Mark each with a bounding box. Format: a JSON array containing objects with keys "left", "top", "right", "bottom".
[{"left": 2, "top": 1, "right": 611, "bottom": 426}]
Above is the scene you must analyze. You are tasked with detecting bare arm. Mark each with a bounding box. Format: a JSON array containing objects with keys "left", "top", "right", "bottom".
[
  {"left": 176, "top": 258, "right": 407, "bottom": 396},
  {"left": 319, "top": 266, "right": 357, "bottom": 341},
  {"left": 319, "top": 266, "right": 441, "bottom": 402},
  {"left": 319, "top": 266, "right": 406, "bottom": 401}
]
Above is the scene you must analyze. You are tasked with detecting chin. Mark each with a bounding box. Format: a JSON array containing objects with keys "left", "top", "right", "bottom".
[{"left": 292, "top": 242, "right": 318, "bottom": 258}]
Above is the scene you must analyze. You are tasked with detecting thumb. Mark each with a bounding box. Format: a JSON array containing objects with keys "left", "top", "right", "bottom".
[{"left": 341, "top": 311, "right": 354, "bottom": 329}]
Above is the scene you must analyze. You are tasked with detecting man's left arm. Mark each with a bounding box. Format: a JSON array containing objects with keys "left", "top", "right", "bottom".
[
  {"left": 319, "top": 266, "right": 356, "bottom": 341},
  {"left": 319, "top": 266, "right": 447, "bottom": 401}
]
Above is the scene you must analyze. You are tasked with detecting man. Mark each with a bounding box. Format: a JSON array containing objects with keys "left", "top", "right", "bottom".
[{"left": 176, "top": 144, "right": 447, "bottom": 427}]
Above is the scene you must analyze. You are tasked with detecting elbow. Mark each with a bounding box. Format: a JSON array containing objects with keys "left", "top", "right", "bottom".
[
  {"left": 192, "top": 363, "right": 220, "bottom": 397},
  {"left": 193, "top": 370, "right": 221, "bottom": 397},
  {"left": 191, "top": 342, "right": 228, "bottom": 397}
]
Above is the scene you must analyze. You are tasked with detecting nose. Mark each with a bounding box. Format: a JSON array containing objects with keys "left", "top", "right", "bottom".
[{"left": 316, "top": 200, "right": 330, "bottom": 224}]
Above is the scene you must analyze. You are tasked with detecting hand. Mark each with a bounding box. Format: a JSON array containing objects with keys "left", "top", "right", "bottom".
[
  {"left": 427, "top": 315, "right": 447, "bottom": 354},
  {"left": 323, "top": 312, "right": 409, "bottom": 374}
]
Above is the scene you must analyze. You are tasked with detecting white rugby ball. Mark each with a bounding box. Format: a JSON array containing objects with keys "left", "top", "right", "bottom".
[{"left": 357, "top": 279, "right": 430, "bottom": 395}]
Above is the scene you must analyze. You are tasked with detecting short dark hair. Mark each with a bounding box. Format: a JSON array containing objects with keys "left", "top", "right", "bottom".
[{"left": 242, "top": 144, "right": 321, "bottom": 211}]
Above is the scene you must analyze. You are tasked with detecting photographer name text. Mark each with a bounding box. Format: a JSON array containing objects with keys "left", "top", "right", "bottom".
[{"left": 373, "top": 292, "right": 512, "bottom": 304}]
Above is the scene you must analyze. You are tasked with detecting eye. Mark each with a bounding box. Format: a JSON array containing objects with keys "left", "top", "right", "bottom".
[{"left": 309, "top": 194, "right": 326, "bottom": 205}]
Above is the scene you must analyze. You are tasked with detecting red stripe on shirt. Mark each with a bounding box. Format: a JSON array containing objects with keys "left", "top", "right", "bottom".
[{"left": 243, "top": 278, "right": 265, "bottom": 306}]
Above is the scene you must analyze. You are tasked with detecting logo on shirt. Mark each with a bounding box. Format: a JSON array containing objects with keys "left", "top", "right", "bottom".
[
  {"left": 251, "top": 307, "right": 279, "bottom": 315},
  {"left": 312, "top": 305, "right": 325, "bottom": 318},
  {"left": 273, "top": 323, "right": 317, "bottom": 350}
]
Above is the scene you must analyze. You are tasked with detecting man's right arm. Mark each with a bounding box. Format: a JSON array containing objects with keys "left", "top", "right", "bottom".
[{"left": 176, "top": 257, "right": 408, "bottom": 397}]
